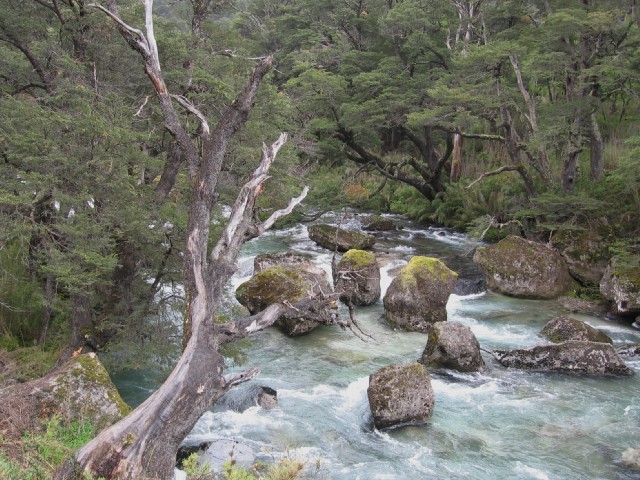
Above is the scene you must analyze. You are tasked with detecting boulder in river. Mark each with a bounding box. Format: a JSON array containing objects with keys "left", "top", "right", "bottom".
[
  {"left": 539, "top": 316, "right": 613, "bottom": 344},
  {"left": 367, "top": 363, "right": 435, "bottom": 429},
  {"left": 383, "top": 256, "right": 458, "bottom": 332},
  {"left": 600, "top": 262, "right": 640, "bottom": 316},
  {"left": 0, "top": 353, "right": 130, "bottom": 441},
  {"left": 492, "top": 341, "right": 632, "bottom": 376},
  {"left": 419, "top": 321, "right": 485, "bottom": 372},
  {"left": 333, "top": 249, "right": 381, "bottom": 306},
  {"left": 473, "top": 235, "right": 575, "bottom": 299},
  {"left": 621, "top": 447, "right": 640, "bottom": 471},
  {"left": 362, "top": 215, "right": 396, "bottom": 232},
  {"left": 617, "top": 344, "right": 640, "bottom": 358},
  {"left": 235, "top": 265, "right": 331, "bottom": 335},
  {"left": 254, "top": 251, "right": 325, "bottom": 277},
  {"left": 308, "top": 224, "right": 375, "bottom": 252},
  {"left": 213, "top": 384, "right": 277, "bottom": 412},
  {"left": 550, "top": 227, "right": 612, "bottom": 286}
]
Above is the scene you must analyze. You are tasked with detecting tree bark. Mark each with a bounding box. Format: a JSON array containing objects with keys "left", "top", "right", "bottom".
[
  {"left": 55, "top": 3, "right": 316, "bottom": 478},
  {"left": 589, "top": 113, "right": 604, "bottom": 181}
]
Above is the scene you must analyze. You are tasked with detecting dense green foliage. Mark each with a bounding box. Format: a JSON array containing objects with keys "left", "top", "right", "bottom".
[{"left": 0, "top": 0, "right": 638, "bottom": 370}]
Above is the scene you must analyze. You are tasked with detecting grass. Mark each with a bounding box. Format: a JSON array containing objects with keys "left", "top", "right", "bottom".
[
  {"left": 182, "top": 452, "right": 309, "bottom": 480},
  {"left": 0, "top": 415, "right": 95, "bottom": 480}
]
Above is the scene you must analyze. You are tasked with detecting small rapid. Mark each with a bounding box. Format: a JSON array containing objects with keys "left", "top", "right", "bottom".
[{"left": 117, "top": 213, "right": 640, "bottom": 479}]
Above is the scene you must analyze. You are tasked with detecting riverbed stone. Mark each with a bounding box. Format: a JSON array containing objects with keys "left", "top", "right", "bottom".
[
  {"left": 362, "top": 215, "right": 396, "bottom": 232},
  {"left": 600, "top": 262, "right": 640, "bottom": 315},
  {"left": 308, "top": 224, "right": 376, "bottom": 252},
  {"left": 617, "top": 344, "right": 640, "bottom": 357},
  {"left": 621, "top": 448, "right": 640, "bottom": 471},
  {"left": 557, "top": 296, "right": 609, "bottom": 315},
  {"left": 383, "top": 256, "right": 458, "bottom": 332},
  {"left": 473, "top": 235, "right": 574, "bottom": 299},
  {"left": 213, "top": 384, "right": 277, "bottom": 412},
  {"left": 419, "top": 322, "right": 484, "bottom": 372},
  {"left": 235, "top": 265, "right": 331, "bottom": 335},
  {"left": 333, "top": 249, "right": 381, "bottom": 306},
  {"left": 254, "top": 251, "right": 325, "bottom": 278},
  {"left": 0, "top": 353, "right": 130, "bottom": 441},
  {"left": 367, "top": 363, "right": 435, "bottom": 429},
  {"left": 550, "top": 227, "right": 612, "bottom": 286},
  {"left": 540, "top": 316, "right": 613, "bottom": 344},
  {"left": 492, "top": 341, "right": 632, "bottom": 376}
]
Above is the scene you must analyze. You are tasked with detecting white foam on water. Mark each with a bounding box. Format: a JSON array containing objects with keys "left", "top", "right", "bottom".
[
  {"left": 432, "top": 378, "right": 503, "bottom": 402},
  {"left": 408, "top": 447, "right": 436, "bottom": 474},
  {"left": 279, "top": 384, "right": 340, "bottom": 401},
  {"left": 337, "top": 376, "right": 369, "bottom": 413},
  {"left": 192, "top": 407, "right": 286, "bottom": 437},
  {"left": 173, "top": 468, "right": 187, "bottom": 480},
  {"left": 514, "top": 461, "right": 550, "bottom": 480},
  {"left": 388, "top": 244, "right": 416, "bottom": 253}
]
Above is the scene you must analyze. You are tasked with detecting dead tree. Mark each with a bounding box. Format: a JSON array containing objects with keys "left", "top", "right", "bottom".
[{"left": 55, "top": 1, "right": 341, "bottom": 478}]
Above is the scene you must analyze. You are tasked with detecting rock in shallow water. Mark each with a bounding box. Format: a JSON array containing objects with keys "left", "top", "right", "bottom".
[
  {"left": 383, "top": 256, "right": 458, "bottom": 332},
  {"left": 492, "top": 341, "right": 632, "bottom": 376},
  {"left": 367, "top": 363, "right": 435, "bottom": 429},
  {"left": 540, "top": 316, "right": 613, "bottom": 344},
  {"left": 333, "top": 249, "right": 381, "bottom": 306},
  {"left": 473, "top": 235, "right": 574, "bottom": 299},
  {"left": 308, "top": 224, "right": 376, "bottom": 251},
  {"left": 419, "top": 321, "right": 484, "bottom": 372}
]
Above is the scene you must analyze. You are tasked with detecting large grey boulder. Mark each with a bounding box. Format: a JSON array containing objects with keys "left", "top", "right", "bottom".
[
  {"left": 0, "top": 353, "right": 130, "bottom": 441},
  {"left": 540, "top": 316, "right": 613, "bottom": 344},
  {"left": 492, "top": 341, "right": 632, "bottom": 376},
  {"left": 213, "top": 384, "right": 277, "bottom": 413},
  {"left": 383, "top": 256, "right": 458, "bottom": 332},
  {"left": 473, "top": 236, "right": 574, "bottom": 299},
  {"left": 235, "top": 265, "right": 332, "bottom": 336},
  {"left": 550, "top": 227, "right": 612, "bottom": 285},
  {"left": 333, "top": 249, "right": 381, "bottom": 306},
  {"left": 254, "top": 252, "right": 325, "bottom": 277},
  {"left": 308, "top": 224, "right": 375, "bottom": 252},
  {"left": 600, "top": 262, "right": 640, "bottom": 315},
  {"left": 362, "top": 215, "right": 396, "bottom": 232},
  {"left": 367, "top": 363, "right": 435, "bottom": 429},
  {"left": 419, "top": 322, "right": 484, "bottom": 372}
]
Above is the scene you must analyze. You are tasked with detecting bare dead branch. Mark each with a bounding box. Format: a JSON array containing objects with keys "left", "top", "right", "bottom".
[
  {"left": 466, "top": 165, "right": 520, "bottom": 189},
  {"left": 134, "top": 96, "right": 150, "bottom": 116},
  {"left": 170, "top": 94, "right": 210, "bottom": 134},
  {"left": 222, "top": 367, "right": 261, "bottom": 389}
]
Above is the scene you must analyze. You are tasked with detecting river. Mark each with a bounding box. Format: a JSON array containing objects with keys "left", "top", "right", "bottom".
[{"left": 113, "top": 212, "right": 640, "bottom": 480}]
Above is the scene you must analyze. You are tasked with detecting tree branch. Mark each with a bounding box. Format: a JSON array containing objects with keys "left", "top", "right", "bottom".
[{"left": 466, "top": 165, "right": 519, "bottom": 189}]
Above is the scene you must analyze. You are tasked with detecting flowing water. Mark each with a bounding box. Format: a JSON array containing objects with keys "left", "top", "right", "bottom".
[{"left": 114, "top": 213, "right": 640, "bottom": 480}]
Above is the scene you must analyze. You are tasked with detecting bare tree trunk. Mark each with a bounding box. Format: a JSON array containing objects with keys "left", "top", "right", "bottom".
[
  {"left": 38, "top": 274, "right": 55, "bottom": 345},
  {"left": 450, "top": 133, "right": 463, "bottom": 182},
  {"left": 55, "top": 3, "right": 319, "bottom": 478},
  {"left": 589, "top": 113, "right": 604, "bottom": 181}
]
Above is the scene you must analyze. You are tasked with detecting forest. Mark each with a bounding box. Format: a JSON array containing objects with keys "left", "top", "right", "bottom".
[{"left": 1, "top": 0, "right": 639, "bottom": 479}]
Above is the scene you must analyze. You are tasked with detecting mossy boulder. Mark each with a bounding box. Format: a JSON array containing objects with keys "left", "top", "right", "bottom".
[
  {"left": 0, "top": 353, "right": 130, "bottom": 441},
  {"left": 254, "top": 252, "right": 325, "bottom": 277},
  {"left": 333, "top": 249, "right": 381, "bottom": 306},
  {"left": 362, "top": 215, "right": 396, "bottom": 232},
  {"left": 419, "top": 322, "right": 484, "bottom": 372},
  {"left": 308, "top": 224, "right": 375, "bottom": 252},
  {"left": 473, "top": 236, "right": 574, "bottom": 299},
  {"left": 550, "top": 228, "right": 612, "bottom": 285},
  {"left": 600, "top": 262, "right": 640, "bottom": 315},
  {"left": 367, "top": 363, "right": 435, "bottom": 430},
  {"left": 540, "top": 316, "right": 612, "bottom": 344},
  {"left": 492, "top": 341, "right": 632, "bottom": 376},
  {"left": 235, "top": 266, "right": 331, "bottom": 336},
  {"left": 383, "top": 256, "right": 458, "bottom": 332}
]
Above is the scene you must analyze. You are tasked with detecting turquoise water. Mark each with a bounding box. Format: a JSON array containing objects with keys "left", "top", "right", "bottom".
[{"left": 114, "top": 213, "right": 640, "bottom": 480}]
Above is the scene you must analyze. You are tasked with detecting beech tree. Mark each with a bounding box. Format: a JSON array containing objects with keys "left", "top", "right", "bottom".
[{"left": 54, "top": 1, "right": 344, "bottom": 478}]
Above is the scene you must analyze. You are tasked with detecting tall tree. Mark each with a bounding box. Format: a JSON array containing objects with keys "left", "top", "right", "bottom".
[{"left": 54, "top": 1, "right": 344, "bottom": 478}]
